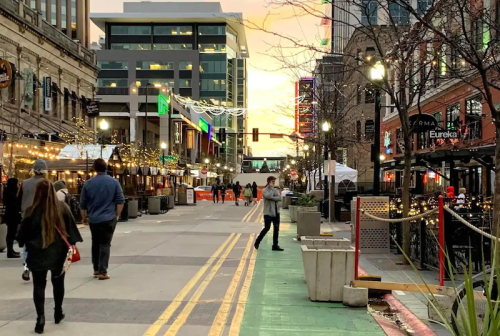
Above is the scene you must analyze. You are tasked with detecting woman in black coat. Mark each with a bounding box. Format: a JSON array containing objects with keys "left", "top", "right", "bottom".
[
  {"left": 3, "top": 178, "right": 21, "bottom": 258},
  {"left": 17, "top": 180, "right": 83, "bottom": 334},
  {"left": 251, "top": 182, "right": 258, "bottom": 205}
]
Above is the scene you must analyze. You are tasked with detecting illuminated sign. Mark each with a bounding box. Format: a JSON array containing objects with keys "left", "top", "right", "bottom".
[
  {"left": 157, "top": 94, "right": 170, "bottom": 116},
  {"left": 187, "top": 129, "right": 195, "bottom": 149},
  {"left": 384, "top": 131, "right": 391, "bottom": 147},
  {"left": 199, "top": 117, "right": 210, "bottom": 133}
]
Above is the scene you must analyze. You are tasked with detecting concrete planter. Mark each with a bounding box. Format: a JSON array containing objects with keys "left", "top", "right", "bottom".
[
  {"left": 282, "top": 196, "right": 292, "bottom": 209},
  {"left": 167, "top": 195, "right": 175, "bottom": 209},
  {"left": 297, "top": 211, "right": 321, "bottom": 236},
  {"left": 289, "top": 205, "right": 298, "bottom": 223},
  {"left": 0, "top": 224, "right": 6, "bottom": 252},
  {"left": 128, "top": 200, "right": 138, "bottom": 219},
  {"left": 301, "top": 245, "right": 356, "bottom": 302},
  {"left": 298, "top": 206, "right": 317, "bottom": 213},
  {"left": 300, "top": 236, "right": 351, "bottom": 248},
  {"left": 178, "top": 193, "right": 187, "bottom": 205},
  {"left": 148, "top": 197, "right": 161, "bottom": 215}
]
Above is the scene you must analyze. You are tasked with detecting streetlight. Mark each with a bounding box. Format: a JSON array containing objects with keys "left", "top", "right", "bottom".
[
  {"left": 291, "top": 160, "right": 296, "bottom": 164},
  {"left": 304, "top": 144, "right": 309, "bottom": 151},
  {"left": 99, "top": 119, "right": 109, "bottom": 158},
  {"left": 322, "top": 121, "right": 330, "bottom": 132},
  {"left": 379, "top": 154, "right": 385, "bottom": 161},
  {"left": 230, "top": 168, "right": 233, "bottom": 172},
  {"left": 322, "top": 120, "right": 330, "bottom": 204},
  {"left": 370, "top": 61, "right": 385, "bottom": 196},
  {"left": 204, "top": 158, "right": 210, "bottom": 164},
  {"left": 263, "top": 158, "right": 267, "bottom": 161},
  {"left": 224, "top": 165, "right": 228, "bottom": 170},
  {"left": 216, "top": 163, "right": 221, "bottom": 167},
  {"left": 161, "top": 142, "right": 167, "bottom": 166},
  {"left": 286, "top": 164, "right": 290, "bottom": 169}
]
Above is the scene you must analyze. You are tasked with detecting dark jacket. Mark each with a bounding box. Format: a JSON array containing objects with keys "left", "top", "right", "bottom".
[
  {"left": 17, "top": 203, "right": 83, "bottom": 272},
  {"left": 211, "top": 184, "right": 219, "bottom": 194},
  {"left": 219, "top": 185, "right": 227, "bottom": 195},
  {"left": 3, "top": 186, "right": 21, "bottom": 226},
  {"left": 233, "top": 184, "right": 242, "bottom": 195},
  {"left": 80, "top": 172, "right": 125, "bottom": 223},
  {"left": 252, "top": 185, "right": 258, "bottom": 198}
]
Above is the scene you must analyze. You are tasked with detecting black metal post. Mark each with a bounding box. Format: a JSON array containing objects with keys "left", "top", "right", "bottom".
[
  {"left": 162, "top": 149, "right": 165, "bottom": 166},
  {"left": 323, "top": 133, "right": 329, "bottom": 202},
  {"left": 144, "top": 84, "right": 149, "bottom": 145},
  {"left": 373, "top": 88, "right": 381, "bottom": 196}
]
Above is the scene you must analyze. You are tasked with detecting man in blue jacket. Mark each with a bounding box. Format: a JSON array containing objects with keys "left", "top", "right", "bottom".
[{"left": 80, "top": 159, "right": 125, "bottom": 280}]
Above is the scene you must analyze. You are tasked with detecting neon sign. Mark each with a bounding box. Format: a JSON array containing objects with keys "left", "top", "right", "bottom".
[
  {"left": 199, "top": 117, "right": 210, "bottom": 133},
  {"left": 157, "top": 94, "right": 170, "bottom": 116}
]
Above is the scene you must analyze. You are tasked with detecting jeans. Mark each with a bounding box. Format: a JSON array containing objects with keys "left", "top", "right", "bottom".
[
  {"left": 89, "top": 219, "right": 117, "bottom": 274},
  {"left": 32, "top": 269, "right": 65, "bottom": 317},
  {"left": 256, "top": 214, "right": 280, "bottom": 247}
]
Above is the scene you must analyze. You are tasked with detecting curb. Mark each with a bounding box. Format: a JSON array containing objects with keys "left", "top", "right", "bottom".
[{"left": 358, "top": 267, "right": 437, "bottom": 336}]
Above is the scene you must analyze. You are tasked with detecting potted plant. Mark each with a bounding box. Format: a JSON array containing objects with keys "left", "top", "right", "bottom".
[{"left": 296, "top": 195, "right": 321, "bottom": 236}]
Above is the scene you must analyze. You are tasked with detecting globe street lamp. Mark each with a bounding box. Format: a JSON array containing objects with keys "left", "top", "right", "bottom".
[
  {"left": 291, "top": 160, "right": 296, "bottom": 164},
  {"left": 205, "top": 158, "right": 210, "bottom": 164},
  {"left": 370, "top": 61, "right": 385, "bottom": 196},
  {"left": 99, "top": 119, "right": 109, "bottom": 158},
  {"left": 304, "top": 144, "right": 309, "bottom": 151},
  {"left": 322, "top": 121, "right": 331, "bottom": 204}
]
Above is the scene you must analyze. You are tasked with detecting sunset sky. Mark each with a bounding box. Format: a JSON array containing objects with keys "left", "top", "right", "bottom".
[{"left": 89, "top": 0, "right": 324, "bottom": 156}]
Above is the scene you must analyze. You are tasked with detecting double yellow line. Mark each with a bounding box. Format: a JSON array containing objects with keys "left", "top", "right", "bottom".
[
  {"left": 143, "top": 232, "right": 257, "bottom": 336},
  {"left": 242, "top": 202, "right": 262, "bottom": 222}
]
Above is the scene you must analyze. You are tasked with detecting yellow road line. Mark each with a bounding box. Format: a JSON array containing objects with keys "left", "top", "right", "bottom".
[
  {"left": 142, "top": 233, "right": 235, "bottom": 336},
  {"left": 243, "top": 203, "right": 259, "bottom": 222},
  {"left": 164, "top": 234, "right": 241, "bottom": 336},
  {"left": 248, "top": 203, "right": 263, "bottom": 222},
  {"left": 208, "top": 233, "right": 255, "bottom": 336},
  {"left": 228, "top": 248, "right": 257, "bottom": 335}
]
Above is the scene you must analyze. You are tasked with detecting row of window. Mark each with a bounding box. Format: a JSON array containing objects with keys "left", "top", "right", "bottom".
[
  {"left": 360, "top": 0, "right": 432, "bottom": 25},
  {"left": 110, "top": 25, "right": 226, "bottom": 36},
  {"left": 98, "top": 61, "right": 195, "bottom": 71},
  {"left": 109, "top": 43, "right": 228, "bottom": 52},
  {"left": 97, "top": 78, "right": 192, "bottom": 88}
]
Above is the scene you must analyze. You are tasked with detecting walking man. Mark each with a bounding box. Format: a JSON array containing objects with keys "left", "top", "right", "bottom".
[
  {"left": 254, "top": 176, "right": 283, "bottom": 251},
  {"left": 211, "top": 181, "right": 219, "bottom": 203},
  {"left": 80, "top": 159, "right": 125, "bottom": 280}
]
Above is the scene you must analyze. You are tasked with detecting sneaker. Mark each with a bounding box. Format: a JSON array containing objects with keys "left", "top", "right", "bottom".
[
  {"left": 272, "top": 246, "right": 284, "bottom": 251},
  {"left": 98, "top": 274, "right": 110, "bottom": 280}
]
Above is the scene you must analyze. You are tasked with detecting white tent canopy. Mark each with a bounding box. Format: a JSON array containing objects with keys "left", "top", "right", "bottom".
[
  {"left": 57, "top": 145, "right": 117, "bottom": 160},
  {"left": 306, "top": 163, "right": 358, "bottom": 194}
]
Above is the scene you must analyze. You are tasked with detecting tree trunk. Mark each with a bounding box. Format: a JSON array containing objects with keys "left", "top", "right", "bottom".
[
  {"left": 402, "top": 145, "right": 412, "bottom": 265},
  {"left": 329, "top": 178, "right": 335, "bottom": 222},
  {"left": 493, "top": 129, "right": 500, "bottom": 238}
]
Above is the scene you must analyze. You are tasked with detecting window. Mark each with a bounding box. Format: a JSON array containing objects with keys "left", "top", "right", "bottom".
[
  {"left": 200, "top": 61, "right": 226, "bottom": 73},
  {"left": 389, "top": 1, "right": 409, "bottom": 24},
  {"left": 227, "top": 30, "right": 237, "bottom": 42},
  {"left": 356, "top": 85, "right": 362, "bottom": 104},
  {"left": 396, "top": 127, "right": 403, "bottom": 154},
  {"left": 153, "top": 26, "right": 193, "bottom": 35},
  {"left": 361, "top": 0, "right": 378, "bottom": 25},
  {"left": 201, "top": 79, "right": 226, "bottom": 91},
  {"left": 446, "top": 103, "right": 460, "bottom": 130},
  {"left": 365, "top": 85, "right": 374, "bottom": 103},
  {"left": 179, "top": 80, "right": 192, "bottom": 88},
  {"left": 97, "top": 61, "right": 128, "bottom": 70},
  {"left": 153, "top": 44, "right": 192, "bottom": 50},
  {"left": 417, "top": 131, "right": 428, "bottom": 149},
  {"left": 179, "top": 61, "right": 193, "bottom": 70},
  {"left": 433, "top": 111, "right": 443, "bottom": 129},
  {"left": 198, "top": 26, "right": 226, "bottom": 35},
  {"left": 110, "top": 44, "right": 151, "bottom": 50},
  {"left": 111, "top": 26, "right": 151, "bottom": 35},
  {"left": 471, "top": 18, "right": 483, "bottom": 50},
  {"left": 465, "top": 95, "right": 483, "bottom": 140},
  {"left": 135, "top": 79, "right": 174, "bottom": 87},
  {"left": 97, "top": 79, "right": 128, "bottom": 88},
  {"left": 199, "top": 44, "right": 226, "bottom": 53},
  {"left": 356, "top": 121, "right": 362, "bottom": 141},
  {"left": 136, "top": 61, "right": 174, "bottom": 70},
  {"left": 417, "top": 0, "right": 432, "bottom": 15}
]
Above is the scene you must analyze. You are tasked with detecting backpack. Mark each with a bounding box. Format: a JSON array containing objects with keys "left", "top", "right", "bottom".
[{"left": 62, "top": 191, "right": 81, "bottom": 222}]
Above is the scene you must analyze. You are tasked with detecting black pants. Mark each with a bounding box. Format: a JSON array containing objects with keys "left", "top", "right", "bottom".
[
  {"left": 256, "top": 214, "right": 280, "bottom": 247},
  {"left": 213, "top": 193, "right": 219, "bottom": 203},
  {"left": 32, "top": 269, "right": 65, "bottom": 317},
  {"left": 235, "top": 193, "right": 240, "bottom": 205},
  {"left": 6, "top": 223, "right": 19, "bottom": 253},
  {"left": 89, "top": 219, "right": 117, "bottom": 274},
  {"left": 221, "top": 195, "right": 225, "bottom": 203}
]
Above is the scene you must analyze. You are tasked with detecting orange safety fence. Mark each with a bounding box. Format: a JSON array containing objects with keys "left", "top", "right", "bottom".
[{"left": 195, "top": 187, "right": 265, "bottom": 201}]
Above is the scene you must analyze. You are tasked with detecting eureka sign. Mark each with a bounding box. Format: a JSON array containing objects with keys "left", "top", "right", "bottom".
[{"left": 157, "top": 94, "right": 170, "bottom": 116}]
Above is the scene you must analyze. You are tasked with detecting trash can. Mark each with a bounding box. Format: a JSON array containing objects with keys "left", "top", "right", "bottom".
[
  {"left": 128, "top": 199, "right": 138, "bottom": 219},
  {"left": 119, "top": 199, "right": 129, "bottom": 222},
  {"left": 148, "top": 197, "right": 161, "bottom": 215},
  {"left": 167, "top": 195, "right": 175, "bottom": 209}
]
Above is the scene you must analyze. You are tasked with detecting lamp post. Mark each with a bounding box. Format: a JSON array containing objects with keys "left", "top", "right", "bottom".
[
  {"left": 161, "top": 142, "right": 167, "bottom": 166},
  {"left": 322, "top": 121, "right": 330, "bottom": 203},
  {"left": 370, "top": 61, "right": 385, "bottom": 196},
  {"left": 99, "top": 119, "right": 109, "bottom": 158}
]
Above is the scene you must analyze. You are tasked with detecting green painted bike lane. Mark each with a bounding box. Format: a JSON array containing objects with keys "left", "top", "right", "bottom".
[{"left": 238, "top": 214, "right": 386, "bottom": 336}]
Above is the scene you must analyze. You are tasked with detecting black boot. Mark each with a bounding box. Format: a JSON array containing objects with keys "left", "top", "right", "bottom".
[
  {"left": 35, "top": 315, "right": 45, "bottom": 334},
  {"left": 272, "top": 246, "right": 284, "bottom": 251},
  {"left": 55, "top": 309, "right": 65, "bottom": 324}
]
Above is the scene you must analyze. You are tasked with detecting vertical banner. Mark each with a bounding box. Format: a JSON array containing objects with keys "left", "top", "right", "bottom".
[
  {"left": 186, "top": 129, "right": 194, "bottom": 149},
  {"left": 23, "top": 68, "right": 33, "bottom": 106},
  {"left": 174, "top": 122, "right": 183, "bottom": 144},
  {"left": 43, "top": 77, "right": 52, "bottom": 112}
]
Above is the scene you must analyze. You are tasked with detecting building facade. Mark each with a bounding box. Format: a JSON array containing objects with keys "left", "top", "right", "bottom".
[
  {"left": 25, "top": 0, "right": 91, "bottom": 48},
  {"left": 91, "top": 1, "right": 248, "bottom": 170},
  {"left": 0, "top": 0, "right": 97, "bottom": 179}
]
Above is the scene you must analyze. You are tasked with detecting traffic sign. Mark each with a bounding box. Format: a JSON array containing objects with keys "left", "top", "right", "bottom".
[
  {"left": 290, "top": 169, "right": 298, "bottom": 180},
  {"left": 201, "top": 167, "right": 208, "bottom": 175}
]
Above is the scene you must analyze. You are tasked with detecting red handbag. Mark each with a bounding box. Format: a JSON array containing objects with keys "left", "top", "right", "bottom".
[{"left": 56, "top": 227, "right": 81, "bottom": 263}]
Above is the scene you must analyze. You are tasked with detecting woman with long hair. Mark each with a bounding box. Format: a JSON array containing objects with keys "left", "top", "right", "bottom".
[
  {"left": 251, "top": 182, "right": 258, "bottom": 205},
  {"left": 3, "top": 178, "right": 21, "bottom": 258},
  {"left": 17, "top": 180, "right": 83, "bottom": 334}
]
